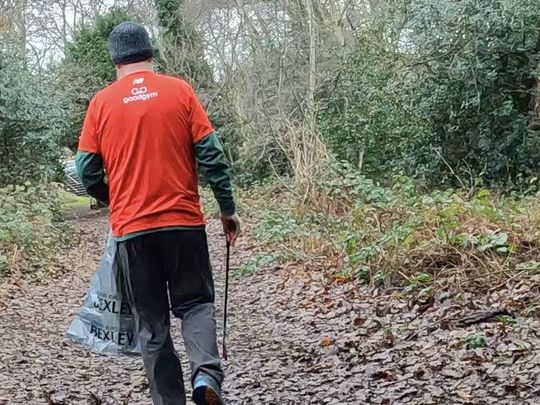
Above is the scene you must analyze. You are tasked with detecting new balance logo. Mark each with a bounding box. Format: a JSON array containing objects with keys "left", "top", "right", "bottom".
[{"left": 133, "top": 77, "right": 144, "bottom": 85}]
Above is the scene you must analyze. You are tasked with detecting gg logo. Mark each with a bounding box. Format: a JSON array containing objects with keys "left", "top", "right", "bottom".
[{"left": 131, "top": 87, "right": 148, "bottom": 95}]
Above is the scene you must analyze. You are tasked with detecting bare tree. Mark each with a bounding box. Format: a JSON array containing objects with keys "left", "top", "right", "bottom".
[{"left": 0, "top": 0, "right": 28, "bottom": 55}]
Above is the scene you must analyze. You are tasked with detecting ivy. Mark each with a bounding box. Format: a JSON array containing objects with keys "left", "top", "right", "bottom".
[{"left": 319, "top": 0, "right": 540, "bottom": 189}]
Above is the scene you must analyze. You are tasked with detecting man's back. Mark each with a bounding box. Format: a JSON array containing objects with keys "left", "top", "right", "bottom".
[
  {"left": 75, "top": 22, "right": 239, "bottom": 404},
  {"left": 79, "top": 71, "right": 213, "bottom": 237}
]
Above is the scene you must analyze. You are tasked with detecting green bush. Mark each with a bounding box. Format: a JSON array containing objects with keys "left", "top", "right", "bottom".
[
  {"left": 319, "top": 0, "right": 540, "bottom": 189},
  {"left": 243, "top": 162, "right": 540, "bottom": 286},
  {"left": 0, "top": 47, "right": 64, "bottom": 187},
  {"left": 409, "top": 0, "right": 540, "bottom": 187},
  {"left": 56, "top": 8, "right": 131, "bottom": 150},
  {"left": 0, "top": 184, "right": 68, "bottom": 277},
  {"left": 318, "top": 34, "right": 428, "bottom": 179}
]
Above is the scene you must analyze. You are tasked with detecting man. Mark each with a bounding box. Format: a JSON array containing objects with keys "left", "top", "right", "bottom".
[{"left": 76, "top": 21, "right": 240, "bottom": 405}]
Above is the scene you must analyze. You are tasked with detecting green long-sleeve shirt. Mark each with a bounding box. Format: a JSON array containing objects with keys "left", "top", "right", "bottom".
[{"left": 76, "top": 132, "right": 235, "bottom": 241}]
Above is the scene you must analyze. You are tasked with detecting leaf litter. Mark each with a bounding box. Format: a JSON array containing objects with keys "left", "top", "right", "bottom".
[{"left": 0, "top": 212, "right": 539, "bottom": 404}]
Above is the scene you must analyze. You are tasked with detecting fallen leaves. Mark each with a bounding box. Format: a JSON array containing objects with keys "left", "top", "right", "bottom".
[
  {"left": 383, "top": 328, "right": 395, "bottom": 348},
  {"left": 320, "top": 336, "right": 335, "bottom": 347},
  {"left": 1, "top": 214, "right": 540, "bottom": 404}
]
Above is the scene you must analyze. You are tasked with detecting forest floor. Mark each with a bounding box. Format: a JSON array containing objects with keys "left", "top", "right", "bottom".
[{"left": 0, "top": 210, "right": 539, "bottom": 404}]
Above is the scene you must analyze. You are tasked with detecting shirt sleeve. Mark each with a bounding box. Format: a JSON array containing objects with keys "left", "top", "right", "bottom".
[
  {"left": 194, "top": 132, "right": 236, "bottom": 215},
  {"left": 75, "top": 151, "right": 109, "bottom": 205},
  {"left": 188, "top": 86, "right": 214, "bottom": 144},
  {"left": 78, "top": 98, "right": 100, "bottom": 154}
]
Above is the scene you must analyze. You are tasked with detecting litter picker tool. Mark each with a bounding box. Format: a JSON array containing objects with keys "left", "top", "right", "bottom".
[{"left": 222, "top": 239, "right": 231, "bottom": 360}]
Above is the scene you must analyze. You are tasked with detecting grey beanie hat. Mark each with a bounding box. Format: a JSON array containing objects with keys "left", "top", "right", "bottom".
[{"left": 108, "top": 21, "right": 153, "bottom": 65}]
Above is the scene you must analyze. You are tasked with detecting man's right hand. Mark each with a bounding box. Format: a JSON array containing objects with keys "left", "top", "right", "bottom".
[{"left": 221, "top": 213, "right": 242, "bottom": 246}]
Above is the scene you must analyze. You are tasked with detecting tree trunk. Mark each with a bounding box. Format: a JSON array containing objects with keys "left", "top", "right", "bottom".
[
  {"left": 305, "top": 0, "right": 316, "bottom": 134},
  {"left": 531, "top": 64, "right": 540, "bottom": 130}
]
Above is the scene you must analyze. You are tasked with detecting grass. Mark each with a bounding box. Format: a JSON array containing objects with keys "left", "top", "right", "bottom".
[
  {"left": 0, "top": 183, "right": 69, "bottom": 277},
  {"left": 233, "top": 164, "right": 540, "bottom": 288},
  {"left": 59, "top": 190, "right": 91, "bottom": 210}
]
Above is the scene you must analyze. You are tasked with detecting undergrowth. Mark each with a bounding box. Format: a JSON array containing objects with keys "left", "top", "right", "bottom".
[
  {"left": 0, "top": 183, "right": 69, "bottom": 278},
  {"left": 235, "top": 162, "right": 540, "bottom": 287}
]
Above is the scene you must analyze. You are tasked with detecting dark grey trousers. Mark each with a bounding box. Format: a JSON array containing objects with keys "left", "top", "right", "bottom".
[{"left": 116, "top": 230, "right": 223, "bottom": 405}]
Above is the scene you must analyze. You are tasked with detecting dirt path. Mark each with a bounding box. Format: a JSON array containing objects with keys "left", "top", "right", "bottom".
[{"left": 1, "top": 213, "right": 540, "bottom": 404}]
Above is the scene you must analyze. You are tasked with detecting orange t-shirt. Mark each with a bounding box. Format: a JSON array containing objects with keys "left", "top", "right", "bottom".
[{"left": 78, "top": 71, "right": 213, "bottom": 237}]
